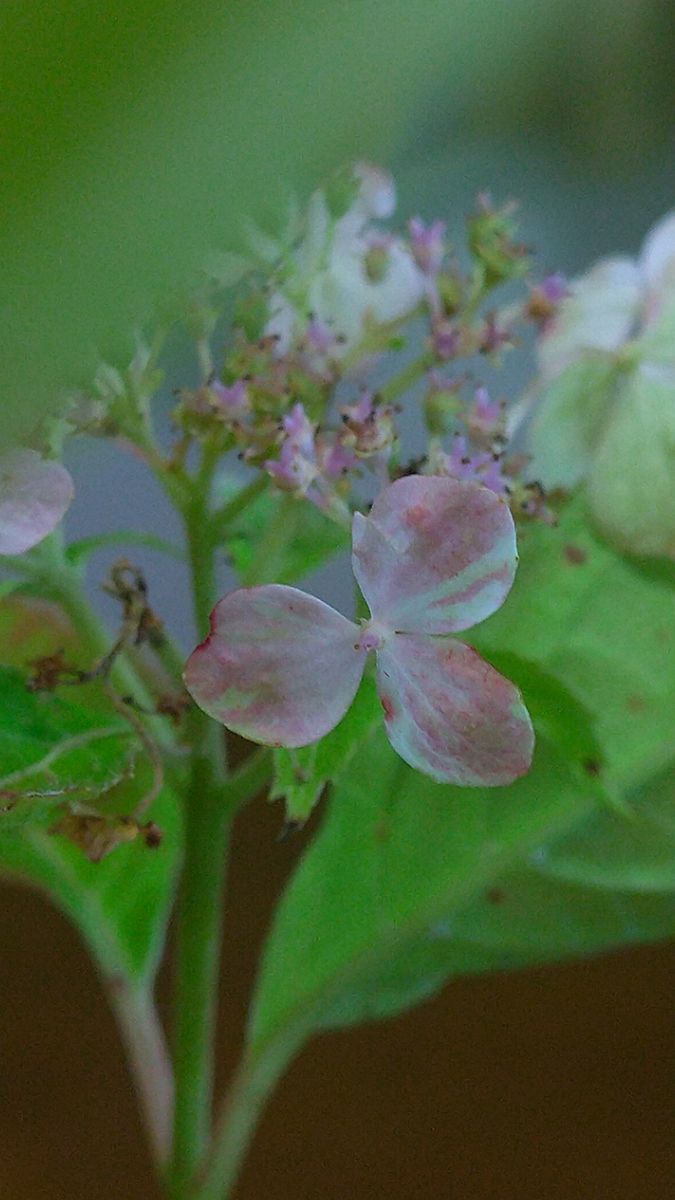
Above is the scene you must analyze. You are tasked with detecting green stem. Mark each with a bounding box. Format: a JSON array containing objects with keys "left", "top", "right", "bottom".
[
  {"left": 195, "top": 1034, "right": 303, "bottom": 1200},
  {"left": 337, "top": 304, "right": 426, "bottom": 375},
  {"left": 170, "top": 449, "right": 227, "bottom": 1194},
  {"left": 380, "top": 352, "right": 433, "bottom": 404},
  {"left": 105, "top": 976, "right": 175, "bottom": 1170},
  {"left": 169, "top": 742, "right": 229, "bottom": 1196},
  {"left": 162, "top": 440, "right": 273, "bottom": 1197},
  {"left": 169, "top": 750, "right": 273, "bottom": 1199},
  {"left": 209, "top": 474, "right": 268, "bottom": 544}
]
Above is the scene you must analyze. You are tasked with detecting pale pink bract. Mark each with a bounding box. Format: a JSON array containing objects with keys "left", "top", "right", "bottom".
[
  {"left": 184, "top": 476, "right": 534, "bottom": 785},
  {"left": 0, "top": 448, "right": 74, "bottom": 556}
]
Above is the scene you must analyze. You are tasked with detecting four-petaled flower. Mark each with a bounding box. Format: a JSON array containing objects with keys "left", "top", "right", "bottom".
[{"left": 184, "top": 476, "right": 534, "bottom": 786}]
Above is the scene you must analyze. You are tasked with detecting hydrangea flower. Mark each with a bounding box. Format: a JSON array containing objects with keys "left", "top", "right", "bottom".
[
  {"left": 184, "top": 476, "right": 534, "bottom": 786},
  {"left": 0, "top": 448, "right": 74, "bottom": 556},
  {"left": 265, "top": 164, "right": 426, "bottom": 359},
  {"left": 519, "top": 210, "right": 675, "bottom": 557}
]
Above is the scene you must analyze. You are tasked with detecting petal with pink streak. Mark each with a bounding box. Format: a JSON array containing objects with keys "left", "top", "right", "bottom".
[
  {"left": 0, "top": 449, "right": 74, "bottom": 556},
  {"left": 352, "top": 475, "right": 517, "bottom": 635},
  {"left": 376, "top": 634, "right": 534, "bottom": 786},
  {"left": 184, "top": 585, "right": 366, "bottom": 748}
]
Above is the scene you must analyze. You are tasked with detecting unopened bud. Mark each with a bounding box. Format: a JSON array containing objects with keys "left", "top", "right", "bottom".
[
  {"left": 468, "top": 196, "right": 529, "bottom": 287},
  {"left": 234, "top": 290, "right": 270, "bottom": 341},
  {"left": 423, "top": 372, "right": 463, "bottom": 436}
]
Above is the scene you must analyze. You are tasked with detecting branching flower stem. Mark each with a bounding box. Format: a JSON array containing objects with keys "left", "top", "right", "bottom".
[
  {"left": 169, "top": 444, "right": 228, "bottom": 1195},
  {"left": 168, "top": 446, "right": 274, "bottom": 1198},
  {"left": 379, "top": 350, "right": 434, "bottom": 404}
]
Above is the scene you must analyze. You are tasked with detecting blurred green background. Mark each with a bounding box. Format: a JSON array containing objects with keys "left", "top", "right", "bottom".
[{"left": 1, "top": 3, "right": 674, "bottom": 1198}]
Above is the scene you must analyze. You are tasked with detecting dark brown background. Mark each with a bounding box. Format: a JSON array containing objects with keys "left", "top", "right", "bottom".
[{"left": 1, "top": 794, "right": 673, "bottom": 1200}]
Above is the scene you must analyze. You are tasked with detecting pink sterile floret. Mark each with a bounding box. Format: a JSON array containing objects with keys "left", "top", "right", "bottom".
[
  {"left": 184, "top": 475, "right": 534, "bottom": 786},
  {"left": 0, "top": 448, "right": 74, "bottom": 556}
]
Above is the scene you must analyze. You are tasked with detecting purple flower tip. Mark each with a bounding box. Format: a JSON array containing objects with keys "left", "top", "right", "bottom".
[
  {"left": 305, "top": 317, "right": 336, "bottom": 355},
  {"left": 210, "top": 378, "right": 249, "bottom": 415},
  {"left": 432, "top": 319, "right": 461, "bottom": 361},
  {"left": 540, "top": 272, "right": 568, "bottom": 303},
  {"left": 408, "top": 217, "right": 446, "bottom": 276}
]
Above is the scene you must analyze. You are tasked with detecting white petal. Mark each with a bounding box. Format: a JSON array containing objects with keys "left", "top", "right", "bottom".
[
  {"left": 639, "top": 210, "right": 675, "bottom": 294},
  {"left": 538, "top": 257, "right": 641, "bottom": 380}
]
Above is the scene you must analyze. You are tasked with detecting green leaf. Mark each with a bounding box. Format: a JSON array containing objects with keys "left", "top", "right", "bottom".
[
  {"left": 271, "top": 673, "right": 381, "bottom": 823},
  {"left": 471, "top": 494, "right": 675, "bottom": 793},
  {"left": 65, "top": 529, "right": 185, "bottom": 567},
  {"left": 541, "top": 764, "right": 675, "bottom": 893},
  {"left": 249, "top": 719, "right": 675, "bottom": 1058},
  {"left": 319, "top": 870, "right": 675, "bottom": 1027},
  {"left": 226, "top": 491, "right": 349, "bottom": 585},
  {"left": 248, "top": 681, "right": 607, "bottom": 1055},
  {"left": 0, "top": 590, "right": 83, "bottom": 671},
  {"left": 245, "top": 497, "right": 675, "bottom": 1075},
  {"left": 0, "top": 667, "right": 137, "bottom": 831},
  {"left": 0, "top": 784, "right": 182, "bottom": 987},
  {"left": 0, "top": 664, "right": 183, "bottom": 991}
]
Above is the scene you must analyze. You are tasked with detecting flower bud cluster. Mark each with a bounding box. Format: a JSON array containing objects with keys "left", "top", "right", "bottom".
[
  {"left": 12, "top": 165, "right": 597, "bottom": 573},
  {"left": 85, "top": 171, "right": 567, "bottom": 532}
]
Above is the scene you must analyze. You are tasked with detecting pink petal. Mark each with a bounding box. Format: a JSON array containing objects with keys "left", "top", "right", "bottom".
[
  {"left": 352, "top": 475, "right": 517, "bottom": 635},
  {"left": 0, "top": 449, "right": 74, "bottom": 556},
  {"left": 376, "top": 634, "right": 534, "bottom": 785},
  {"left": 184, "top": 585, "right": 366, "bottom": 748}
]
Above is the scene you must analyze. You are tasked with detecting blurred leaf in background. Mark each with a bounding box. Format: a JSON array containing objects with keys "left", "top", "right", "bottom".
[{"left": 3, "top": 0, "right": 675, "bottom": 450}]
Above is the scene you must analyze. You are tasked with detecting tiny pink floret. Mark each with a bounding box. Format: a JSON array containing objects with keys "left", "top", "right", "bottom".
[{"left": 184, "top": 475, "right": 534, "bottom": 785}]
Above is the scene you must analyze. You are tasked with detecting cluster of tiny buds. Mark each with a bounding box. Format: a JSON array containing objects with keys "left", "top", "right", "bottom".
[{"left": 65, "top": 177, "right": 566, "bottom": 531}]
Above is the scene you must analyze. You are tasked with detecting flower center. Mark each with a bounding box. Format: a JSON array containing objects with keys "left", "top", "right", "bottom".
[{"left": 358, "top": 619, "right": 390, "bottom": 653}]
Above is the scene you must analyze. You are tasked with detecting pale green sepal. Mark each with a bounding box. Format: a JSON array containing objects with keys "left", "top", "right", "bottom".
[
  {"left": 588, "top": 364, "right": 675, "bottom": 559},
  {"left": 527, "top": 357, "right": 617, "bottom": 489}
]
